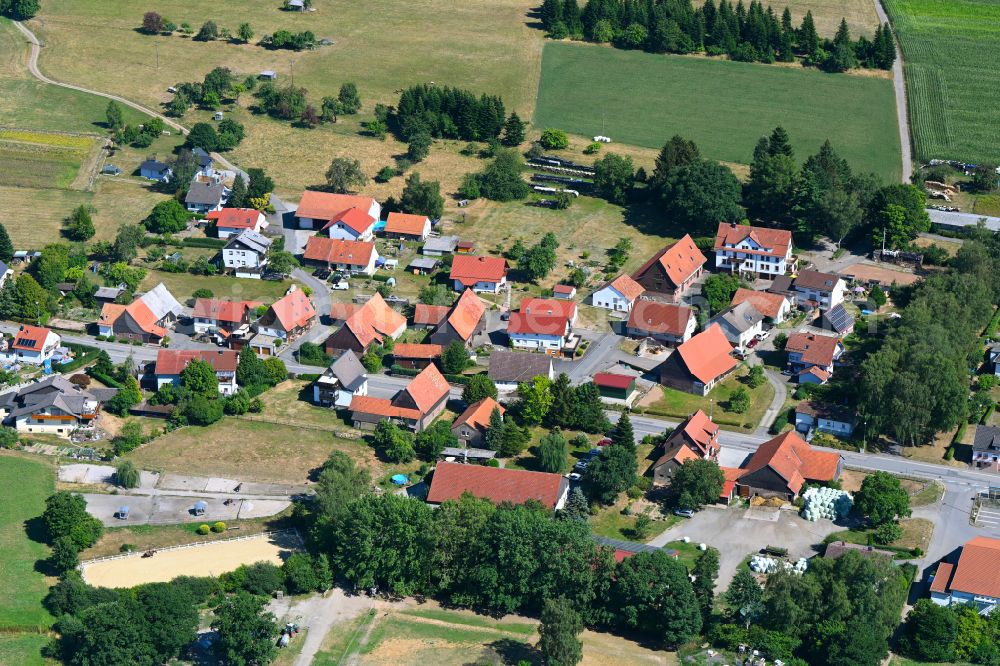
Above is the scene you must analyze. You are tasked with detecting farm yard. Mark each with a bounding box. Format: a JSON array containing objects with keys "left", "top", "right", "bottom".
[
  {"left": 883, "top": 0, "right": 1000, "bottom": 165},
  {"left": 534, "top": 42, "right": 902, "bottom": 181}
]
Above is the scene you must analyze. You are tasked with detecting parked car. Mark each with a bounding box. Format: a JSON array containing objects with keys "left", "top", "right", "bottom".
[
  {"left": 573, "top": 460, "right": 589, "bottom": 472},
  {"left": 331, "top": 280, "right": 349, "bottom": 291},
  {"left": 673, "top": 508, "right": 695, "bottom": 518},
  {"left": 756, "top": 329, "right": 770, "bottom": 341},
  {"left": 312, "top": 267, "right": 331, "bottom": 279},
  {"left": 566, "top": 472, "right": 582, "bottom": 482}
]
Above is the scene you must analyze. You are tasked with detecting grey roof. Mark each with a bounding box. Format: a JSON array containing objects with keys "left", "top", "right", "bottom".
[
  {"left": 712, "top": 301, "right": 763, "bottom": 334},
  {"left": 488, "top": 349, "right": 553, "bottom": 383},
  {"left": 440, "top": 447, "right": 496, "bottom": 459},
  {"left": 0, "top": 375, "right": 117, "bottom": 420},
  {"left": 422, "top": 236, "right": 459, "bottom": 254},
  {"left": 226, "top": 229, "right": 273, "bottom": 254},
  {"left": 407, "top": 257, "right": 439, "bottom": 271},
  {"left": 140, "top": 283, "right": 183, "bottom": 320},
  {"left": 324, "top": 350, "right": 367, "bottom": 392},
  {"left": 0, "top": 261, "right": 8, "bottom": 276},
  {"left": 140, "top": 159, "right": 170, "bottom": 173},
  {"left": 975, "top": 426, "right": 1000, "bottom": 452},
  {"left": 191, "top": 147, "right": 213, "bottom": 168},
  {"left": 821, "top": 303, "right": 855, "bottom": 334},
  {"left": 94, "top": 286, "right": 123, "bottom": 300},
  {"left": 185, "top": 180, "right": 226, "bottom": 206},
  {"left": 768, "top": 275, "right": 794, "bottom": 294}
]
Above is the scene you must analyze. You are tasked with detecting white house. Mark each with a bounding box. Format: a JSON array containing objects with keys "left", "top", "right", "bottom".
[
  {"left": 507, "top": 312, "right": 571, "bottom": 354},
  {"left": 794, "top": 401, "right": 857, "bottom": 438},
  {"left": 488, "top": 349, "right": 554, "bottom": 393},
  {"left": 714, "top": 222, "right": 795, "bottom": 277},
  {"left": 312, "top": 350, "right": 368, "bottom": 408},
  {"left": 592, "top": 274, "right": 645, "bottom": 312},
  {"left": 5, "top": 325, "right": 60, "bottom": 365},
  {"left": 208, "top": 208, "right": 268, "bottom": 239},
  {"left": 0, "top": 375, "right": 116, "bottom": 438},
  {"left": 302, "top": 237, "right": 378, "bottom": 275},
  {"left": 793, "top": 270, "right": 847, "bottom": 309},
  {"left": 930, "top": 537, "right": 1000, "bottom": 612},
  {"left": 709, "top": 301, "right": 764, "bottom": 351},
  {"left": 295, "top": 191, "right": 380, "bottom": 240},
  {"left": 223, "top": 229, "right": 273, "bottom": 278},
  {"left": 153, "top": 349, "right": 240, "bottom": 396},
  {"left": 449, "top": 255, "right": 508, "bottom": 294},
  {"left": 185, "top": 180, "right": 228, "bottom": 214}
]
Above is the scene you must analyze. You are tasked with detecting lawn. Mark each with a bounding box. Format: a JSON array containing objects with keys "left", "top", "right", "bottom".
[
  {"left": 534, "top": 42, "right": 901, "bottom": 181},
  {"left": 0, "top": 634, "right": 51, "bottom": 666},
  {"left": 636, "top": 366, "right": 776, "bottom": 431},
  {"left": 590, "top": 504, "right": 675, "bottom": 542},
  {"left": 883, "top": 0, "right": 1000, "bottom": 164},
  {"left": 826, "top": 517, "right": 934, "bottom": 554},
  {"left": 139, "top": 268, "right": 296, "bottom": 304},
  {"left": 0, "top": 454, "right": 54, "bottom": 631}
]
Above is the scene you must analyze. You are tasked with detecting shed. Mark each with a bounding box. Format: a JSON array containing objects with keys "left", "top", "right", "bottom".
[
  {"left": 422, "top": 235, "right": 459, "bottom": 256},
  {"left": 407, "top": 257, "right": 439, "bottom": 275},
  {"left": 593, "top": 371, "right": 638, "bottom": 406},
  {"left": 259, "top": 70, "right": 277, "bottom": 80}
]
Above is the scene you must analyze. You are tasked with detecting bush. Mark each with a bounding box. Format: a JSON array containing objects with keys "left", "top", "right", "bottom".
[
  {"left": 539, "top": 128, "right": 569, "bottom": 150},
  {"left": 197, "top": 524, "right": 211, "bottom": 535},
  {"left": 872, "top": 521, "right": 903, "bottom": 545},
  {"left": 212, "top": 521, "right": 227, "bottom": 533}
]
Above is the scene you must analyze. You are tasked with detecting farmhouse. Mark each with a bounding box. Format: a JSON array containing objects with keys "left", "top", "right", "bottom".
[
  {"left": 140, "top": 159, "right": 172, "bottom": 182},
  {"left": 302, "top": 237, "right": 378, "bottom": 275},
  {"left": 795, "top": 400, "right": 857, "bottom": 438},
  {"left": 207, "top": 208, "right": 268, "bottom": 239},
  {"left": 426, "top": 462, "right": 569, "bottom": 510},
  {"left": 153, "top": 349, "right": 239, "bottom": 395},
  {"left": 256, "top": 288, "right": 316, "bottom": 341},
  {"left": 324, "top": 292, "right": 406, "bottom": 355},
  {"left": 428, "top": 289, "right": 486, "bottom": 348},
  {"left": 384, "top": 212, "right": 431, "bottom": 241},
  {"left": 930, "top": 537, "right": 1000, "bottom": 611},
  {"left": 223, "top": 229, "right": 272, "bottom": 278},
  {"left": 785, "top": 332, "right": 843, "bottom": 382},
  {"left": 451, "top": 396, "right": 504, "bottom": 447},
  {"left": 413, "top": 304, "right": 450, "bottom": 329},
  {"left": 488, "top": 349, "right": 554, "bottom": 392},
  {"left": 312, "top": 350, "right": 368, "bottom": 408},
  {"left": 793, "top": 269, "right": 846, "bottom": 309},
  {"left": 651, "top": 409, "right": 720, "bottom": 486},
  {"left": 450, "top": 255, "right": 508, "bottom": 293},
  {"left": 626, "top": 300, "right": 695, "bottom": 345},
  {"left": 97, "top": 283, "right": 182, "bottom": 343},
  {"left": 295, "top": 191, "right": 380, "bottom": 239},
  {"left": 593, "top": 372, "right": 638, "bottom": 407},
  {"left": 184, "top": 180, "right": 228, "bottom": 214},
  {"left": 632, "top": 234, "right": 706, "bottom": 303},
  {"left": 349, "top": 363, "right": 449, "bottom": 432},
  {"left": 659, "top": 324, "right": 739, "bottom": 396},
  {"left": 191, "top": 298, "right": 261, "bottom": 339},
  {"left": 736, "top": 431, "right": 842, "bottom": 500},
  {"left": 709, "top": 301, "right": 764, "bottom": 351},
  {"left": 592, "top": 274, "right": 645, "bottom": 312},
  {"left": 0, "top": 375, "right": 117, "bottom": 438},
  {"left": 391, "top": 343, "right": 443, "bottom": 370},
  {"left": 730, "top": 288, "right": 791, "bottom": 324},
  {"left": 714, "top": 223, "right": 795, "bottom": 277},
  {"left": 6, "top": 325, "right": 60, "bottom": 365}
]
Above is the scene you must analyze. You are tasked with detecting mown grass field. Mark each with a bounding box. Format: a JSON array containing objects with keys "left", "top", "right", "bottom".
[
  {"left": 534, "top": 43, "right": 901, "bottom": 181},
  {"left": 0, "top": 454, "right": 54, "bottom": 631},
  {"left": 757, "top": 0, "right": 879, "bottom": 36},
  {"left": 0, "top": 634, "right": 51, "bottom": 666},
  {"left": 883, "top": 0, "right": 1000, "bottom": 164},
  {"left": 0, "top": 129, "right": 98, "bottom": 190}
]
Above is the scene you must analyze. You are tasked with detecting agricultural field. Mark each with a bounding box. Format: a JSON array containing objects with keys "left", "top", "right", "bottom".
[
  {"left": 0, "top": 634, "right": 51, "bottom": 666},
  {"left": 883, "top": 0, "right": 1000, "bottom": 164},
  {"left": 0, "top": 129, "right": 100, "bottom": 190},
  {"left": 757, "top": 0, "right": 880, "bottom": 36},
  {"left": 534, "top": 42, "right": 902, "bottom": 181}
]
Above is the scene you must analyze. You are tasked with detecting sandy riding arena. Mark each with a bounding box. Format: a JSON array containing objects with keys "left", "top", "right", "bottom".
[{"left": 80, "top": 531, "right": 301, "bottom": 589}]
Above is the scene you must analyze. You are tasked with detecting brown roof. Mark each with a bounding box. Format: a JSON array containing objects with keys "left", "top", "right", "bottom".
[
  {"left": 786, "top": 332, "right": 840, "bottom": 367},
  {"left": 349, "top": 395, "right": 421, "bottom": 420},
  {"left": 393, "top": 343, "right": 443, "bottom": 359},
  {"left": 446, "top": 290, "right": 486, "bottom": 341},
  {"left": 12, "top": 325, "right": 53, "bottom": 351},
  {"left": 384, "top": 212, "right": 429, "bottom": 236},
  {"left": 655, "top": 442, "right": 701, "bottom": 469},
  {"left": 633, "top": 234, "right": 706, "bottom": 289},
  {"left": 403, "top": 364, "right": 450, "bottom": 413},
  {"left": 740, "top": 431, "right": 841, "bottom": 495},
  {"left": 488, "top": 350, "right": 552, "bottom": 383},
  {"left": 303, "top": 237, "right": 376, "bottom": 267},
  {"left": 794, "top": 269, "right": 843, "bottom": 291},
  {"left": 450, "top": 255, "right": 507, "bottom": 285},
  {"left": 98, "top": 303, "right": 126, "bottom": 326},
  {"left": 553, "top": 284, "right": 575, "bottom": 295},
  {"left": 674, "top": 324, "right": 738, "bottom": 385},
  {"left": 714, "top": 223, "right": 792, "bottom": 259},
  {"left": 628, "top": 301, "right": 692, "bottom": 337},
  {"left": 155, "top": 349, "right": 239, "bottom": 375},
  {"left": 452, "top": 396, "right": 505, "bottom": 434},
  {"left": 268, "top": 289, "right": 316, "bottom": 332},
  {"left": 947, "top": 537, "right": 1000, "bottom": 599},
  {"left": 297, "top": 191, "right": 376, "bottom": 222},
  {"left": 731, "top": 288, "right": 788, "bottom": 320},
  {"left": 192, "top": 298, "right": 261, "bottom": 324},
  {"left": 413, "top": 304, "right": 450, "bottom": 327},
  {"left": 343, "top": 293, "right": 407, "bottom": 349},
  {"left": 426, "top": 461, "right": 566, "bottom": 509},
  {"left": 795, "top": 400, "right": 854, "bottom": 423},
  {"left": 606, "top": 274, "right": 645, "bottom": 302}
]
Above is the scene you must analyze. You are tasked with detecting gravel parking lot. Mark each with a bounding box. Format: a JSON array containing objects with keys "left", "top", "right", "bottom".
[{"left": 83, "top": 493, "right": 290, "bottom": 526}]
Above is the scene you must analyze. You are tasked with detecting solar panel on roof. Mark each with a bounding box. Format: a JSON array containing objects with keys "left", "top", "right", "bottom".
[{"left": 824, "top": 304, "right": 854, "bottom": 332}]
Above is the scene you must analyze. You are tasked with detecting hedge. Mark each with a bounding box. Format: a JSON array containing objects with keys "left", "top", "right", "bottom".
[
  {"left": 295, "top": 373, "right": 322, "bottom": 381},
  {"left": 53, "top": 343, "right": 101, "bottom": 373},
  {"left": 85, "top": 368, "right": 125, "bottom": 389},
  {"left": 371, "top": 273, "right": 392, "bottom": 283},
  {"left": 182, "top": 237, "right": 226, "bottom": 249}
]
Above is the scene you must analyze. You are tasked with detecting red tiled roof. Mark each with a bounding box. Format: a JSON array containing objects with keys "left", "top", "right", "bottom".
[
  {"left": 731, "top": 288, "right": 788, "bottom": 320},
  {"left": 614, "top": 549, "right": 637, "bottom": 563},
  {"left": 948, "top": 537, "right": 1000, "bottom": 599},
  {"left": 675, "top": 324, "right": 738, "bottom": 385},
  {"left": 393, "top": 343, "right": 443, "bottom": 359},
  {"left": 125, "top": 300, "right": 166, "bottom": 338},
  {"left": 385, "top": 212, "right": 429, "bottom": 237},
  {"left": 606, "top": 274, "right": 645, "bottom": 302},
  {"left": 349, "top": 395, "right": 421, "bottom": 420},
  {"left": 553, "top": 284, "right": 575, "bottom": 295},
  {"left": 426, "top": 461, "right": 566, "bottom": 509},
  {"left": 330, "top": 303, "right": 363, "bottom": 322},
  {"left": 321, "top": 207, "right": 376, "bottom": 235},
  {"left": 452, "top": 396, "right": 505, "bottom": 433},
  {"left": 12, "top": 325, "right": 52, "bottom": 351},
  {"left": 403, "top": 364, "right": 450, "bottom": 413},
  {"left": 672, "top": 409, "right": 719, "bottom": 453},
  {"left": 628, "top": 301, "right": 692, "bottom": 337},
  {"left": 930, "top": 562, "right": 954, "bottom": 594},
  {"left": 786, "top": 332, "right": 840, "bottom": 367},
  {"left": 98, "top": 303, "right": 126, "bottom": 326},
  {"left": 798, "top": 366, "right": 831, "bottom": 382},
  {"left": 593, "top": 372, "right": 634, "bottom": 390},
  {"left": 303, "top": 237, "right": 376, "bottom": 267},
  {"left": 269, "top": 289, "right": 316, "bottom": 332},
  {"left": 450, "top": 255, "right": 507, "bottom": 285},
  {"left": 192, "top": 298, "right": 261, "bottom": 324},
  {"left": 447, "top": 290, "right": 486, "bottom": 341},
  {"left": 740, "top": 431, "right": 841, "bottom": 495},
  {"left": 207, "top": 208, "right": 263, "bottom": 230},
  {"left": 633, "top": 234, "right": 706, "bottom": 289},
  {"left": 507, "top": 312, "right": 569, "bottom": 337},
  {"left": 714, "top": 223, "right": 792, "bottom": 259},
  {"left": 155, "top": 349, "right": 239, "bottom": 375},
  {"left": 413, "top": 304, "right": 450, "bottom": 327},
  {"left": 521, "top": 297, "right": 577, "bottom": 321},
  {"left": 297, "top": 191, "right": 377, "bottom": 223},
  {"left": 343, "top": 293, "right": 407, "bottom": 349},
  {"left": 720, "top": 466, "right": 742, "bottom": 499}
]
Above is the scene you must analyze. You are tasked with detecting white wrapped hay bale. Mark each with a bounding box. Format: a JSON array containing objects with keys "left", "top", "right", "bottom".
[{"left": 800, "top": 486, "right": 853, "bottom": 522}]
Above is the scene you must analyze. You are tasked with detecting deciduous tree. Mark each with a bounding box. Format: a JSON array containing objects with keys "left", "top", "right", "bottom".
[{"left": 324, "top": 157, "right": 367, "bottom": 193}]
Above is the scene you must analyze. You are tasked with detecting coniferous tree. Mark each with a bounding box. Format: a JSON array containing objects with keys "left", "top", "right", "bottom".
[
  {"left": 501, "top": 112, "right": 526, "bottom": 146},
  {"left": 611, "top": 412, "right": 635, "bottom": 451},
  {"left": 798, "top": 10, "right": 819, "bottom": 55},
  {"left": 0, "top": 223, "right": 13, "bottom": 262}
]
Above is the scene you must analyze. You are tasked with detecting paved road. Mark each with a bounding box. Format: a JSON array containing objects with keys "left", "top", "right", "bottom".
[
  {"left": 755, "top": 368, "right": 788, "bottom": 436},
  {"left": 928, "top": 208, "right": 1000, "bottom": 232},
  {"left": 872, "top": 0, "right": 912, "bottom": 183}
]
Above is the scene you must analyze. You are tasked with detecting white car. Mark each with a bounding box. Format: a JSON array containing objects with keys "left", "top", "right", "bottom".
[
  {"left": 566, "top": 472, "right": 582, "bottom": 482},
  {"left": 331, "top": 280, "right": 349, "bottom": 291},
  {"left": 756, "top": 330, "right": 771, "bottom": 341}
]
